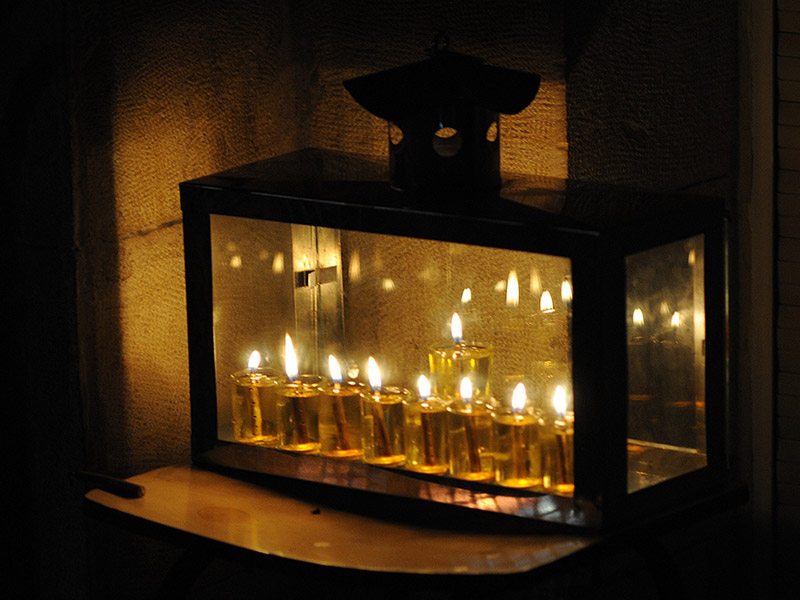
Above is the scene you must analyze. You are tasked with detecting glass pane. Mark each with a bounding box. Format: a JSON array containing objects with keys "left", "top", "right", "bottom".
[
  {"left": 210, "top": 214, "right": 574, "bottom": 495},
  {"left": 626, "top": 234, "right": 707, "bottom": 493}
]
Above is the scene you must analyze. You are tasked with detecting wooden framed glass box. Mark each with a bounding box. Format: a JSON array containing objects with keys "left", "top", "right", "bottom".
[{"left": 180, "top": 148, "right": 729, "bottom": 530}]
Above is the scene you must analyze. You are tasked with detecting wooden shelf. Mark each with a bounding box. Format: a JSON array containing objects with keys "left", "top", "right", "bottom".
[{"left": 85, "top": 464, "right": 597, "bottom": 576}]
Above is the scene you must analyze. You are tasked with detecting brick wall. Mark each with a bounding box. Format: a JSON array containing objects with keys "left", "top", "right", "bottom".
[{"left": 777, "top": 1, "right": 800, "bottom": 592}]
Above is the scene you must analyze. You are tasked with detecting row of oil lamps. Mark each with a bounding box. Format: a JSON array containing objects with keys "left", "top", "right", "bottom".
[{"left": 230, "top": 313, "right": 574, "bottom": 494}]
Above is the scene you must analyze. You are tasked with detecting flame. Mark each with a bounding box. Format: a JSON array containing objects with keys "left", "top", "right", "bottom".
[
  {"left": 367, "top": 356, "right": 381, "bottom": 391},
  {"left": 248, "top": 350, "right": 261, "bottom": 371},
  {"left": 506, "top": 270, "right": 519, "bottom": 307},
  {"left": 530, "top": 270, "right": 542, "bottom": 295},
  {"left": 272, "top": 252, "right": 285, "bottom": 274},
  {"left": 347, "top": 363, "right": 360, "bottom": 380},
  {"left": 284, "top": 334, "right": 298, "bottom": 380},
  {"left": 633, "top": 307, "right": 644, "bottom": 327},
  {"left": 561, "top": 279, "right": 573, "bottom": 305},
  {"left": 461, "top": 288, "right": 472, "bottom": 303},
  {"left": 460, "top": 377, "right": 473, "bottom": 403},
  {"left": 540, "top": 290, "right": 555, "bottom": 313},
  {"left": 553, "top": 385, "right": 567, "bottom": 417},
  {"left": 451, "top": 312, "right": 463, "bottom": 344},
  {"left": 348, "top": 251, "right": 361, "bottom": 281},
  {"left": 671, "top": 311, "right": 680, "bottom": 328},
  {"left": 511, "top": 383, "right": 527, "bottom": 414},
  {"left": 328, "top": 354, "right": 342, "bottom": 383},
  {"left": 418, "top": 374, "right": 431, "bottom": 399}
]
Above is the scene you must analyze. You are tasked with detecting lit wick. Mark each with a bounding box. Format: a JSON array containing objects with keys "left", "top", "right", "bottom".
[
  {"left": 540, "top": 290, "right": 555, "bottom": 314},
  {"left": 671, "top": 311, "right": 680, "bottom": 342},
  {"left": 511, "top": 382, "right": 528, "bottom": 479},
  {"left": 327, "top": 354, "right": 351, "bottom": 451},
  {"left": 368, "top": 357, "right": 392, "bottom": 456},
  {"left": 417, "top": 374, "right": 437, "bottom": 465},
  {"left": 284, "top": 334, "right": 308, "bottom": 444},
  {"left": 561, "top": 279, "right": 573, "bottom": 311},
  {"left": 506, "top": 270, "right": 519, "bottom": 308},
  {"left": 284, "top": 334, "right": 298, "bottom": 381},
  {"left": 459, "top": 376, "right": 482, "bottom": 473},
  {"left": 632, "top": 307, "right": 645, "bottom": 341},
  {"left": 451, "top": 312, "right": 463, "bottom": 344},
  {"left": 553, "top": 385, "right": 569, "bottom": 484},
  {"left": 246, "top": 350, "right": 264, "bottom": 437}
]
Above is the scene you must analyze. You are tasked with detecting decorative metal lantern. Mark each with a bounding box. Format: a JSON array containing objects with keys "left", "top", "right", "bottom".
[
  {"left": 180, "top": 146, "right": 730, "bottom": 530},
  {"left": 343, "top": 34, "right": 540, "bottom": 194}
]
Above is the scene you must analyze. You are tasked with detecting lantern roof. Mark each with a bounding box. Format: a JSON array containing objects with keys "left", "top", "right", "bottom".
[{"left": 344, "top": 37, "right": 540, "bottom": 123}]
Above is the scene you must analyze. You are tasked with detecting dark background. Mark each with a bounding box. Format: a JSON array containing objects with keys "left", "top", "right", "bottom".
[{"left": 6, "top": 1, "right": 789, "bottom": 597}]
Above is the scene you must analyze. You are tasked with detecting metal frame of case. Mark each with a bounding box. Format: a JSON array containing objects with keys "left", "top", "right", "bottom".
[{"left": 180, "top": 148, "right": 730, "bottom": 530}]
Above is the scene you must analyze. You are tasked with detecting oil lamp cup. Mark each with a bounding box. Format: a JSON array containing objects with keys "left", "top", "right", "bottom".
[
  {"left": 230, "top": 364, "right": 281, "bottom": 446},
  {"left": 361, "top": 386, "right": 408, "bottom": 466},
  {"left": 541, "top": 385, "right": 575, "bottom": 496},
  {"left": 428, "top": 312, "right": 492, "bottom": 398},
  {"left": 404, "top": 375, "right": 449, "bottom": 475},
  {"left": 447, "top": 377, "right": 494, "bottom": 482},
  {"left": 231, "top": 350, "right": 278, "bottom": 446},
  {"left": 492, "top": 383, "right": 544, "bottom": 489},
  {"left": 319, "top": 380, "right": 366, "bottom": 459},
  {"left": 276, "top": 374, "right": 324, "bottom": 453},
  {"left": 361, "top": 357, "right": 407, "bottom": 466}
]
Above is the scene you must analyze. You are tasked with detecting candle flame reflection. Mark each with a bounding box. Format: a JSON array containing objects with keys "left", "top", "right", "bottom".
[
  {"left": 671, "top": 311, "right": 680, "bottom": 328},
  {"left": 272, "top": 252, "right": 285, "bottom": 274},
  {"left": 561, "top": 279, "right": 573, "bottom": 306},
  {"left": 328, "top": 354, "right": 342, "bottom": 383},
  {"left": 530, "top": 271, "right": 542, "bottom": 295},
  {"left": 540, "top": 290, "right": 555, "bottom": 313},
  {"left": 506, "top": 270, "right": 519, "bottom": 307},
  {"left": 461, "top": 288, "right": 472, "bottom": 303},
  {"left": 284, "top": 334, "right": 298, "bottom": 380},
  {"left": 367, "top": 356, "right": 381, "bottom": 392},
  {"left": 460, "top": 377, "right": 473, "bottom": 403},
  {"left": 633, "top": 308, "right": 644, "bottom": 327},
  {"left": 511, "top": 383, "right": 527, "bottom": 414},
  {"left": 554, "top": 385, "right": 567, "bottom": 417},
  {"left": 348, "top": 251, "right": 361, "bottom": 281}
]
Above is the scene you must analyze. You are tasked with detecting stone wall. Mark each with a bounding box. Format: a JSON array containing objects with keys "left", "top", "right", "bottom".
[{"left": 10, "top": 0, "right": 748, "bottom": 596}]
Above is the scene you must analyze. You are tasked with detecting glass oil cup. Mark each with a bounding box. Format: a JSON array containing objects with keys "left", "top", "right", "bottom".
[
  {"left": 276, "top": 374, "right": 324, "bottom": 453},
  {"left": 447, "top": 398, "right": 495, "bottom": 483},
  {"left": 403, "top": 394, "right": 449, "bottom": 475},
  {"left": 492, "top": 383, "right": 544, "bottom": 489},
  {"left": 428, "top": 342, "right": 493, "bottom": 399},
  {"left": 542, "top": 412, "right": 575, "bottom": 495},
  {"left": 231, "top": 366, "right": 280, "bottom": 446},
  {"left": 319, "top": 379, "right": 366, "bottom": 459},
  {"left": 361, "top": 386, "right": 407, "bottom": 466}
]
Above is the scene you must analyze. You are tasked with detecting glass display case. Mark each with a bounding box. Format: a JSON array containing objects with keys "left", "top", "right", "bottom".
[{"left": 181, "top": 148, "right": 729, "bottom": 529}]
